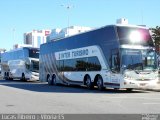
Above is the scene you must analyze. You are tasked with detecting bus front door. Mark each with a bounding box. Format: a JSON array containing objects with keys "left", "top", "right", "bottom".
[{"left": 110, "top": 50, "right": 121, "bottom": 88}]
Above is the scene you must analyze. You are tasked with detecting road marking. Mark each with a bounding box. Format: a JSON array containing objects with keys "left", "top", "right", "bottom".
[
  {"left": 109, "top": 97, "right": 160, "bottom": 100},
  {"left": 143, "top": 103, "right": 160, "bottom": 105}
]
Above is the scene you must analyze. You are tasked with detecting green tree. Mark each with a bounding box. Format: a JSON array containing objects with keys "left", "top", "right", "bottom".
[{"left": 150, "top": 26, "right": 160, "bottom": 53}]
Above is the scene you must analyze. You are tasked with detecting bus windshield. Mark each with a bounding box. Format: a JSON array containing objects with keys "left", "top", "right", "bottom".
[
  {"left": 121, "top": 50, "right": 143, "bottom": 70},
  {"left": 29, "top": 49, "right": 39, "bottom": 58},
  {"left": 31, "top": 60, "right": 39, "bottom": 72},
  {"left": 117, "top": 26, "right": 154, "bottom": 47},
  {"left": 121, "top": 49, "right": 156, "bottom": 71}
]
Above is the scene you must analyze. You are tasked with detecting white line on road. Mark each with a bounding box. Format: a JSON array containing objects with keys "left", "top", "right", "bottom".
[
  {"left": 109, "top": 97, "right": 160, "bottom": 100},
  {"left": 143, "top": 103, "right": 160, "bottom": 105}
]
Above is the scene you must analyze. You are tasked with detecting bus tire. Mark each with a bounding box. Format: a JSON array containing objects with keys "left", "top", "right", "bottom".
[
  {"left": 4, "top": 72, "right": 7, "bottom": 80},
  {"left": 21, "top": 73, "right": 26, "bottom": 81},
  {"left": 97, "top": 76, "right": 104, "bottom": 91},
  {"left": 4, "top": 72, "right": 10, "bottom": 80},
  {"left": 86, "top": 75, "right": 93, "bottom": 90},
  {"left": 47, "top": 75, "right": 53, "bottom": 85},
  {"left": 9, "top": 77, "right": 13, "bottom": 80},
  {"left": 52, "top": 75, "right": 57, "bottom": 85},
  {"left": 7, "top": 72, "right": 9, "bottom": 80}
]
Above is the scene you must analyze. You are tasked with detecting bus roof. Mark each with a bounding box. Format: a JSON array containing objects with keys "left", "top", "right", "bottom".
[
  {"left": 4, "top": 47, "right": 39, "bottom": 53},
  {"left": 44, "top": 24, "right": 149, "bottom": 45}
]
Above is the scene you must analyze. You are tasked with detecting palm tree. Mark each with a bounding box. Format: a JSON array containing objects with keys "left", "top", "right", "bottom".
[{"left": 150, "top": 26, "right": 160, "bottom": 53}]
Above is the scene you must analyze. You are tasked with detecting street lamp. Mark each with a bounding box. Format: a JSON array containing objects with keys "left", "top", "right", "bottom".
[{"left": 61, "top": 4, "right": 74, "bottom": 36}]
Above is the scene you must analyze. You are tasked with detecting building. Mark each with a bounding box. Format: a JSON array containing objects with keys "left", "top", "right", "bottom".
[
  {"left": 13, "top": 44, "right": 32, "bottom": 49},
  {"left": 48, "top": 26, "right": 93, "bottom": 41},
  {"left": 24, "top": 30, "right": 51, "bottom": 48}
]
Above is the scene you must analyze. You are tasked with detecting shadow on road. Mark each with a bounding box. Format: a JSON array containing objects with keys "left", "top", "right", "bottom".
[{"left": 0, "top": 79, "right": 150, "bottom": 94}]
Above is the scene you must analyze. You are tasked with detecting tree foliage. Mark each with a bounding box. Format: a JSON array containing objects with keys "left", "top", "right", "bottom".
[{"left": 150, "top": 26, "right": 160, "bottom": 53}]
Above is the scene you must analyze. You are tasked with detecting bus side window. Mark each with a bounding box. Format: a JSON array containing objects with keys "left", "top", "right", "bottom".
[{"left": 57, "top": 60, "right": 64, "bottom": 71}]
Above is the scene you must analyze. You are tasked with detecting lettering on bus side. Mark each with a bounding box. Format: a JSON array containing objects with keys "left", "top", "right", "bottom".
[
  {"left": 72, "top": 49, "right": 88, "bottom": 58},
  {"left": 59, "top": 52, "right": 71, "bottom": 60},
  {"left": 58, "top": 49, "right": 89, "bottom": 60}
]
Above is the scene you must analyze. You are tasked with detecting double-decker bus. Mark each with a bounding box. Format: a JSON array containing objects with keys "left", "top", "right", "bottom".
[
  {"left": 39, "top": 24, "right": 159, "bottom": 91},
  {"left": 1, "top": 47, "right": 39, "bottom": 81}
]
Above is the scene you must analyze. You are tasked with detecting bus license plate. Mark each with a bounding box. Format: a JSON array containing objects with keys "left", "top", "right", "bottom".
[{"left": 140, "top": 83, "right": 146, "bottom": 86}]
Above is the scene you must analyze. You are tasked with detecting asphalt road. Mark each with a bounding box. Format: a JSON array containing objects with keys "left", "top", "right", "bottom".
[{"left": 0, "top": 79, "right": 160, "bottom": 114}]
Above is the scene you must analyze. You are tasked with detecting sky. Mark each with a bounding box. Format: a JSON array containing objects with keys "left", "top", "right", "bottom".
[{"left": 0, "top": 0, "right": 160, "bottom": 50}]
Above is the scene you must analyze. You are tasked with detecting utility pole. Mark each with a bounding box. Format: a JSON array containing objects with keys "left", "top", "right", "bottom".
[
  {"left": 12, "top": 28, "right": 15, "bottom": 43},
  {"left": 61, "top": 4, "right": 74, "bottom": 36},
  {"left": 141, "top": 9, "right": 144, "bottom": 25}
]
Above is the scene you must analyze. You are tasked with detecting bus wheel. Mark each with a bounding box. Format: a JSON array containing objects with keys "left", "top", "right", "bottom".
[
  {"left": 86, "top": 75, "right": 93, "bottom": 90},
  {"left": 9, "top": 78, "right": 13, "bottom": 80},
  {"left": 4, "top": 72, "right": 7, "bottom": 80},
  {"left": 47, "top": 75, "right": 53, "bottom": 85},
  {"left": 97, "top": 76, "right": 104, "bottom": 91},
  {"left": 6, "top": 72, "right": 9, "bottom": 80},
  {"left": 52, "top": 75, "right": 57, "bottom": 85},
  {"left": 21, "top": 73, "right": 26, "bottom": 81}
]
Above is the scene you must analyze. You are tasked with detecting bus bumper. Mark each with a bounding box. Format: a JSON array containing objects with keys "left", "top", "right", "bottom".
[{"left": 121, "top": 79, "right": 159, "bottom": 89}]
